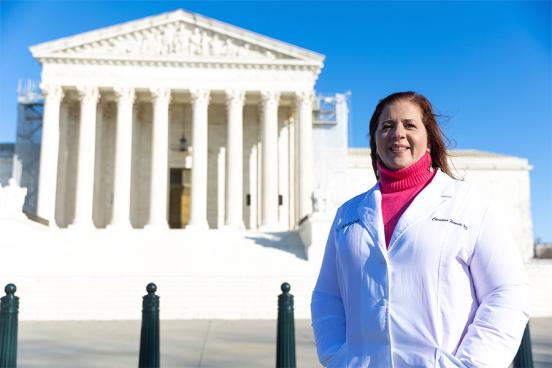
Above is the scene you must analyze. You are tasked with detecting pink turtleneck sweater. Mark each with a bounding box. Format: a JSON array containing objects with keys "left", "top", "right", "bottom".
[{"left": 378, "top": 152, "right": 436, "bottom": 248}]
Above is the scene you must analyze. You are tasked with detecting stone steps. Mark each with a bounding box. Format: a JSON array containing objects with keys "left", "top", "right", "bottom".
[{"left": 1, "top": 221, "right": 321, "bottom": 320}]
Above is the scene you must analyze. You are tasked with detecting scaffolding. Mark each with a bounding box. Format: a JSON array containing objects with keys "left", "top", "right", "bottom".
[
  {"left": 14, "top": 79, "right": 44, "bottom": 214},
  {"left": 313, "top": 94, "right": 338, "bottom": 125}
]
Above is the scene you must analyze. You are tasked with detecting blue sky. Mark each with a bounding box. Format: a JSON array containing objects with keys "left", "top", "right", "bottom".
[{"left": 0, "top": 1, "right": 551, "bottom": 241}]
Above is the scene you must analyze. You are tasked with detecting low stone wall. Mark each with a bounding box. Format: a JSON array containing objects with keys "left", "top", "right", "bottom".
[
  {"left": 526, "top": 259, "right": 552, "bottom": 317},
  {"left": 535, "top": 243, "right": 552, "bottom": 259}
]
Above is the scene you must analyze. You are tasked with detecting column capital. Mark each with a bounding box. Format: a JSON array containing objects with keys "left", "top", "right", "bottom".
[
  {"left": 39, "top": 83, "right": 64, "bottom": 102},
  {"left": 76, "top": 85, "right": 100, "bottom": 104},
  {"left": 190, "top": 89, "right": 211, "bottom": 104},
  {"left": 225, "top": 89, "right": 245, "bottom": 108},
  {"left": 114, "top": 86, "right": 136, "bottom": 103},
  {"left": 295, "top": 90, "right": 314, "bottom": 105},
  {"left": 150, "top": 88, "right": 172, "bottom": 104},
  {"left": 260, "top": 90, "right": 280, "bottom": 107}
]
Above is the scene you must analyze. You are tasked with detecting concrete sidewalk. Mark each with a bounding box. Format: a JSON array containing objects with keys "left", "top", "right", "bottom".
[{"left": 17, "top": 318, "right": 552, "bottom": 367}]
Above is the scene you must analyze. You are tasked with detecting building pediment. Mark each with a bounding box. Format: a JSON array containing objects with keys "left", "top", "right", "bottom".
[{"left": 30, "top": 9, "right": 324, "bottom": 69}]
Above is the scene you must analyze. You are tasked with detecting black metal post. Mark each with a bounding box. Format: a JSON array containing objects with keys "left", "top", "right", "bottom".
[
  {"left": 513, "top": 322, "right": 534, "bottom": 368},
  {"left": 138, "top": 283, "right": 160, "bottom": 368},
  {"left": 0, "top": 284, "right": 19, "bottom": 368},
  {"left": 276, "top": 282, "right": 296, "bottom": 368}
]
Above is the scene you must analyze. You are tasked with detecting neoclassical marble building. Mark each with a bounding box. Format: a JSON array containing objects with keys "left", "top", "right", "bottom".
[{"left": 31, "top": 9, "right": 324, "bottom": 231}]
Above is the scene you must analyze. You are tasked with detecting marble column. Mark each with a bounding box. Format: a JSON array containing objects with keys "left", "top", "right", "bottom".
[
  {"left": 188, "top": 89, "right": 210, "bottom": 230},
  {"left": 37, "top": 84, "right": 64, "bottom": 226},
  {"left": 297, "top": 91, "right": 314, "bottom": 221},
  {"left": 72, "top": 85, "right": 100, "bottom": 228},
  {"left": 260, "top": 91, "right": 280, "bottom": 230},
  {"left": 146, "top": 88, "right": 171, "bottom": 228},
  {"left": 110, "top": 87, "right": 135, "bottom": 228},
  {"left": 225, "top": 90, "right": 245, "bottom": 229}
]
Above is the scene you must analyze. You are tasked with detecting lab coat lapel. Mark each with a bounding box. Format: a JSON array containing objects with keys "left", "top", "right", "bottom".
[
  {"left": 388, "top": 170, "right": 452, "bottom": 251},
  {"left": 356, "top": 185, "right": 387, "bottom": 255}
]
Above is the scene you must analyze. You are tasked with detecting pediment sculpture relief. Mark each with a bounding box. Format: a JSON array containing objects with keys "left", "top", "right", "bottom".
[{"left": 61, "top": 22, "right": 289, "bottom": 60}]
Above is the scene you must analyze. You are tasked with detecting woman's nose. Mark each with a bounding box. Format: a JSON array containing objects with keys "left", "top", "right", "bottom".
[{"left": 392, "top": 124, "right": 406, "bottom": 138}]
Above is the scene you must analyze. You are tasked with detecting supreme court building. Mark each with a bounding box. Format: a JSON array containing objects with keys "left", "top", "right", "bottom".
[{"left": 30, "top": 9, "right": 328, "bottom": 231}]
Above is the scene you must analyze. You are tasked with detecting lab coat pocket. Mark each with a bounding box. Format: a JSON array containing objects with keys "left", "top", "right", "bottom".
[
  {"left": 434, "top": 348, "right": 468, "bottom": 368},
  {"left": 325, "top": 343, "right": 348, "bottom": 368}
]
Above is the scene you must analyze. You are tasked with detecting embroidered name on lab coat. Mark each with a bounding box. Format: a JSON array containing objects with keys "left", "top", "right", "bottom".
[
  {"left": 432, "top": 217, "right": 468, "bottom": 230},
  {"left": 337, "top": 218, "right": 360, "bottom": 231}
]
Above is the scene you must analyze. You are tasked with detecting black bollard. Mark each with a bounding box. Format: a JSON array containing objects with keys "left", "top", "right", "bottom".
[
  {"left": 0, "top": 284, "right": 19, "bottom": 368},
  {"left": 513, "top": 322, "right": 534, "bottom": 368},
  {"left": 138, "top": 283, "right": 160, "bottom": 368},
  {"left": 276, "top": 282, "right": 296, "bottom": 368}
]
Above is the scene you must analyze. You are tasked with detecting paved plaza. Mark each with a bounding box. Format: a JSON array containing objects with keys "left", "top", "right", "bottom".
[{"left": 17, "top": 318, "right": 552, "bottom": 367}]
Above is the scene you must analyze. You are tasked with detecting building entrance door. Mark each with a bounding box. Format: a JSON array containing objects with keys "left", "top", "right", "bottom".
[{"left": 169, "top": 168, "right": 191, "bottom": 228}]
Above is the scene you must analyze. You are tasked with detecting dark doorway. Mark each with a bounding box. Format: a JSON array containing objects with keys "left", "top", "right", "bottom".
[{"left": 169, "top": 168, "right": 191, "bottom": 228}]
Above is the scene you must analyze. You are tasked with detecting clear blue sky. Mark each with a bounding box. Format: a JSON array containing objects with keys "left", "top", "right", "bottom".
[{"left": 1, "top": 1, "right": 551, "bottom": 241}]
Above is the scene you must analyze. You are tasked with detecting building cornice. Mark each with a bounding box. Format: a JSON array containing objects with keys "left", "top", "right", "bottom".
[{"left": 36, "top": 54, "right": 322, "bottom": 72}]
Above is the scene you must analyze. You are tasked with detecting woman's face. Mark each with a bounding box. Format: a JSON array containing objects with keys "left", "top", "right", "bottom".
[{"left": 375, "top": 100, "right": 429, "bottom": 170}]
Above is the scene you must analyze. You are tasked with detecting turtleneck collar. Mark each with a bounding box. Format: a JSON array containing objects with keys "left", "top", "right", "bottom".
[{"left": 377, "top": 152, "right": 435, "bottom": 193}]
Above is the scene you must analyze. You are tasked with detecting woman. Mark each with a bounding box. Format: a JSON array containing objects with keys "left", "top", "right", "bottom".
[{"left": 311, "top": 91, "right": 530, "bottom": 367}]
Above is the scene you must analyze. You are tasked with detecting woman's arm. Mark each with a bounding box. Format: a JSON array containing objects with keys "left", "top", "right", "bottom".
[
  {"left": 311, "top": 214, "right": 347, "bottom": 366},
  {"left": 454, "top": 205, "right": 531, "bottom": 368}
]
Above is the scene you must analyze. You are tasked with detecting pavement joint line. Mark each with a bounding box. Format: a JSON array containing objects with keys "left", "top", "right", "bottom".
[{"left": 198, "top": 319, "right": 212, "bottom": 367}]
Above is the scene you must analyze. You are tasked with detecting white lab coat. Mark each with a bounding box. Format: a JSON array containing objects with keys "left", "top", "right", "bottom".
[{"left": 311, "top": 170, "right": 530, "bottom": 368}]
